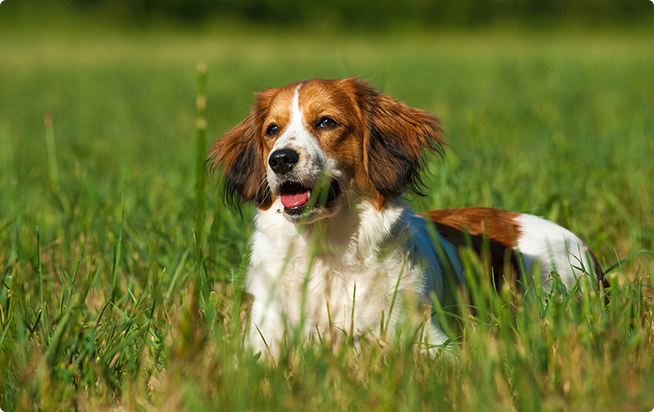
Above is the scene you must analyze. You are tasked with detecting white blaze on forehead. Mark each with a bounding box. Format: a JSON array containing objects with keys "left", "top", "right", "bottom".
[
  {"left": 271, "top": 85, "right": 308, "bottom": 151},
  {"left": 270, "top": 84, "right": 327, "bottom": 168}
]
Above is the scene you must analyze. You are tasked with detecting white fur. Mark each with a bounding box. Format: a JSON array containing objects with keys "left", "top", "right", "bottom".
[
  {"left": 247, "top": 197, "right": 454, "bottom": 359},
  {"left": 515, "top": 213, "right": 596, "bottom": 292}
]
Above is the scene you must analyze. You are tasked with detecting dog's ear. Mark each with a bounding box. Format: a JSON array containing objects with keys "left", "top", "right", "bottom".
[
  {"left": 354, "top": 79, "right": 445, "bottom": 206},
  {"left": 207, "top": 92, "right": 275, "bottom": 210}
]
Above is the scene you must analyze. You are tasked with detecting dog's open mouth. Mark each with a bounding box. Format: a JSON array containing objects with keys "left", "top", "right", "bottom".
[{"left": 279, "top": 180, "right": 341, "bottom": 216}]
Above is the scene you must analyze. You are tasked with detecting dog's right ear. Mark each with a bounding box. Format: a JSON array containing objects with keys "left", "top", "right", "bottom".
[
  {"left": 207, "top": 103, "right": 273, "bottom": 210},
  {"left": 350, "top": 78, "right": 445, "bottom": 208}
]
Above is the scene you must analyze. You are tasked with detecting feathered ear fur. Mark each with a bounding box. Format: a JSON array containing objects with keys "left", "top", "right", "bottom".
[
  {"left": 207, "top": 90, "right": 276, "bottom": 210},
  {"left": 354, "top": 79, "right": 445, "bottom": 204}
]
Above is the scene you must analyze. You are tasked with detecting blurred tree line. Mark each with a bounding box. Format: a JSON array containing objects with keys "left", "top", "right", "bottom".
[{"left": 3, "top": 0, "right": 653, "bottom": 28}]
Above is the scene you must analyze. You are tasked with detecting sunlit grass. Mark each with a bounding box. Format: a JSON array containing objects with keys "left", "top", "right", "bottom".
[{"left": 0, "top": 27, "right": 653, "bottom": 411}]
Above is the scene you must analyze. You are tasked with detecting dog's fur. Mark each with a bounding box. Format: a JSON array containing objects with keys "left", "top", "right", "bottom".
[{"left": 208, "top": 77, "right": 605, "bottom": 360}]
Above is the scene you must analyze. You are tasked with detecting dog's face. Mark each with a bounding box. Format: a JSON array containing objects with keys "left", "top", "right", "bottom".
[{"left": 208, "top": 77, "right": 445, "bottom": 223}]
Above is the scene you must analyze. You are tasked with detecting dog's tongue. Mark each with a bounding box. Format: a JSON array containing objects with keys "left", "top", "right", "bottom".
[{"left": 280, "top": 190, "right": 310, "bottom": 208}]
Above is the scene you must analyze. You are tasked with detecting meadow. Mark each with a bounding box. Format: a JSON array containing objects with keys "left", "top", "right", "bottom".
[{"left": 0, "top": 25, "right": 653, "bottom": 411}]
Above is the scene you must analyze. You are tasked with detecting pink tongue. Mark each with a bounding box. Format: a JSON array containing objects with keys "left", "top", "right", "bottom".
[{"left": 281, "top": 191, "right": 310, "bottom": 208}]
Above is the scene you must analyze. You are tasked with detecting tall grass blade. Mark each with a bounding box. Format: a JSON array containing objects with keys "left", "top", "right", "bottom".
[
  {"left": 604, "top": 249, "right": 654, "bottom": 274},
  {"left": 194, "top": 63, "right": 208, "bottom": 268},
  {"left": 112, "top": 193, "right": 125, "bottom": 301},
  {"left": 2, "top": 220, "right": 19, "bottom": 306},
  {"left": 37, "top": 226, "right": 43, "bottom": 310},
  {"left": 385, "top": 251, "right": 409, "bottom": 336},
  {"left": 44, "top": 113, "right": 58, "bottom": 193},
  {"left": 0, "top": 316, "right": 12, "bottom": 350},
  {"left": 350, "top": 282, "right": 356, "bottom": 339}
]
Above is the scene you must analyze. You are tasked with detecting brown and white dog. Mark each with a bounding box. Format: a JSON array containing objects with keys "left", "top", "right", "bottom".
[{"left": 208, "top": 77, "right": 604, "bottom": 360}]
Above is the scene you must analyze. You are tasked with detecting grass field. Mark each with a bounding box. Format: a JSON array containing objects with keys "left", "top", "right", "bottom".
[{"left": 1, "top": 26, "right": 654, "bottom": 411}]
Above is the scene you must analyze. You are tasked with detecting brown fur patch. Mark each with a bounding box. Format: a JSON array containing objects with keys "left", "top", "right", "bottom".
[
  {"left": 293, "top": 78, "right": 446, "bottom": 209},
  {"left": 423, "top": 207, "right": 523, "bottom": 288},
  {"left": 425, "top": 207, "right": 609, "bottom": 296},
  {"left": 207, "top": 87, "right": 281, "bottom": 210},
  {"left": 356, "top": 80, "right": 446, "bottom": 208},
  {"left": 297, "top": 78, "right": 366, "bottom": 183}
]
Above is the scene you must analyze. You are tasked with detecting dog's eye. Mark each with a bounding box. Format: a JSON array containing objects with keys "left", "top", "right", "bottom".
[
  {"left": 265, "top": 124, "right": 279, "bottom": 136},
  {"left": 317, "top": 117, "right": 338, "bottom": 130}
]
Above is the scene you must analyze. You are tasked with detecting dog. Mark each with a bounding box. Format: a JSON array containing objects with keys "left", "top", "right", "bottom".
[{"left": 208, "top": 77, "right": 605, "bottom": 360}]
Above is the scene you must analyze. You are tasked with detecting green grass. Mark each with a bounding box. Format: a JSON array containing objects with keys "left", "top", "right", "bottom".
[{"left": 1, "top": 26, "right": 653, "bottom": 411}]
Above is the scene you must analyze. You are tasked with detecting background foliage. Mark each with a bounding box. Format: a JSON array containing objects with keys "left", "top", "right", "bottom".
[{"left": 2, "top": 0, "right": 654, "bottom": 28}]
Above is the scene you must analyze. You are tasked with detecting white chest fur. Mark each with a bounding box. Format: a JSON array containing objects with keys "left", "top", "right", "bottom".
[{"left": 245, "top": 199, "right": 452, "bottom": 359}]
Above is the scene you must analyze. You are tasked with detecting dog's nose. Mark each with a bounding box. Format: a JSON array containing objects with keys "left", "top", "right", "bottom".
[{"left": 268, "top": 148, "right": 299, "bottom": 175}]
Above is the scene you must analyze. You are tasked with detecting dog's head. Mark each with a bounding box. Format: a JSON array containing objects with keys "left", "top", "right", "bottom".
[{"left": 208, "top": 77, "right": 445, "bottom": 223}]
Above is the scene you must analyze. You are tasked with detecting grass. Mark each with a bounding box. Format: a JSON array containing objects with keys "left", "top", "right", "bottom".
[{"left": 0, "top": 25, "right": 653, "bottom": 411}]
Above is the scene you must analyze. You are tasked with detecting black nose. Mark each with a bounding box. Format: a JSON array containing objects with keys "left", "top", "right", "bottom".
[{"left": 268, "top": 148, "right": 299, "bottom": 175}]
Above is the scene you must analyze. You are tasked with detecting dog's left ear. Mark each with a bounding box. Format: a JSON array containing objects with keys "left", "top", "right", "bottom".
[
  {"left": 207, "top": 88, "right": 279, "bottom": 210},
  {"left": 207, "top": 113, "right": 272, "bottom": 210},
  {"left": 354, "top": 79, "right": 445, "bottom": 204}
]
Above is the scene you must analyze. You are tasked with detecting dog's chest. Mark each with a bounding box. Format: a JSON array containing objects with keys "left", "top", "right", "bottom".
[
  {"left": 254, "top": 248, "right": 419, "bottom": 337},
  {"left": 247, "top": 209, "right": 425, "bottom": 338}
]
